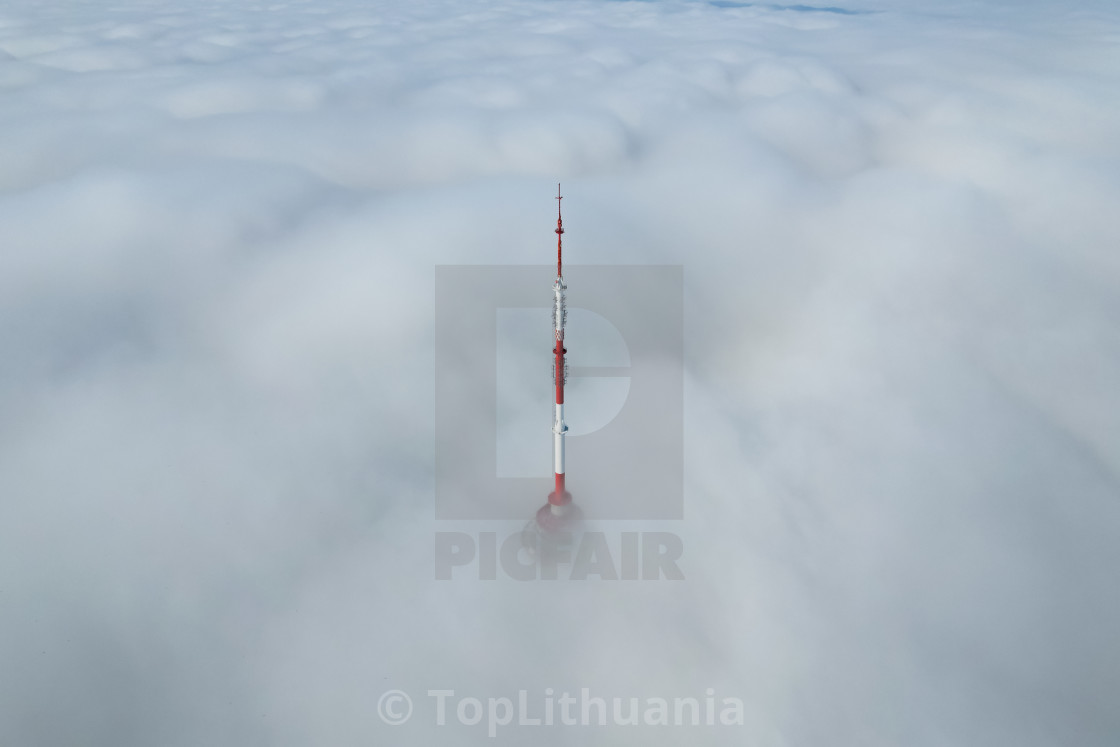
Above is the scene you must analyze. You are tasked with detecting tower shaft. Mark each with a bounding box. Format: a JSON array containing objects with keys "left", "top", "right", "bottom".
[{"left": 550, "top": 186, "right": 569, "bottom": 507}]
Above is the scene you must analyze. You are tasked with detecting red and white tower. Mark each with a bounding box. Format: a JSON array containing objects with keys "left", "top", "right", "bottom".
[{"left": 531, "top": 185, "right": 580, "bottom": 535}]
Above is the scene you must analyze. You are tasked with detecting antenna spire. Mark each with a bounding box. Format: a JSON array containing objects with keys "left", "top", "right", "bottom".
[{"left": 555, "top": 183, "right": 564, "bottom": 279}]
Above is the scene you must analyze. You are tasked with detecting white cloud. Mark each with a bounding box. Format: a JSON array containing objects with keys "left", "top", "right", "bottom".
[{"left": 1, "top": 0, "right": 1119, "bottom": 744}]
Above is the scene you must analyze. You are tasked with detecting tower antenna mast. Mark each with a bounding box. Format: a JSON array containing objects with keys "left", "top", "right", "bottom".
[
  {"left": 528, "top": 184, "right": 579, "bottom": 538},
  {"left": 549, "top": 184, "right": 570, "bottom": 512},
  {"left": 556, "top": 183, "right": 564, "bottom": 279}
]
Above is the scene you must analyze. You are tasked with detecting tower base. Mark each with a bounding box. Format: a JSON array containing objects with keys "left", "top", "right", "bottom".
[{"left": 521, "top": 495, "right": 583, "bottom": 554}]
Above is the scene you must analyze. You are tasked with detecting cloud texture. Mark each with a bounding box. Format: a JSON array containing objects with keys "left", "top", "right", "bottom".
[{"left": 2, "top": 0, "right": 1119, "bottom": 744}]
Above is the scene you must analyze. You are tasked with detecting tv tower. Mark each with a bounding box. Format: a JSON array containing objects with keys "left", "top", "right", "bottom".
[{"left": 528, "top": 185, "right": 581, "bottom": 537}]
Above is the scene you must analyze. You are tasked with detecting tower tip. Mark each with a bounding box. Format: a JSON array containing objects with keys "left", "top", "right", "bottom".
[{"left": 554, "top": 184, "right": 564, "bottom": 278}]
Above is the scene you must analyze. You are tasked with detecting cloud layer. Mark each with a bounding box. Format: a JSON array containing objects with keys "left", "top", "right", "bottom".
[{"left": 2, "top": 0, "right": 1119, "bottom": 744}]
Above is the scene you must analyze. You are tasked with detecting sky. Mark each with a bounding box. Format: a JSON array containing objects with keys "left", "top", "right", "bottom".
[{"left": 1, "top": 0, "right": 1119, "bottom": 745}]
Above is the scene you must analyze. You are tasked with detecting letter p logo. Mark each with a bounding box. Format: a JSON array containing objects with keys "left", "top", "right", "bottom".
[{"left": 435, "top": 265, "right": 682, "bottom": 520}]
